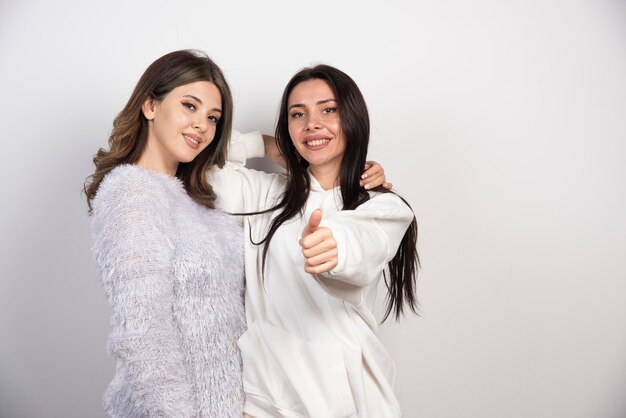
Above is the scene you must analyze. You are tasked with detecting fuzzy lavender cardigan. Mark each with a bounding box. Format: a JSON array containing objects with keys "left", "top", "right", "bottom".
[{"left": 91, "top": 164, "right": 246, "bottom": 417}]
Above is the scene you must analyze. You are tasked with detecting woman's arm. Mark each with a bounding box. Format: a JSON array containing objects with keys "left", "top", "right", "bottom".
[
  {"left": 262, "top": 133, "right": 285, "bottom": 168},
  {"left": 210, "top": 131, "right": 392, "bottom": 213},
  {"left": 299, "top": 193, "right": 414, "bottom": 304},
  {"left": 92, "top": 179, "right": 195, "bottom": 417},
  {"left": 208, "top": 131, "right": 286, "bottom": 214}
]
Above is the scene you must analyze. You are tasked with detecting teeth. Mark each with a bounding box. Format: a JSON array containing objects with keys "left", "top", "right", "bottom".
[
  {"left": 306, "top": 139, "right": 330, "bottom": 147},
  {"left": 186, "top": 135, "right": 199, "bottom": 145}
]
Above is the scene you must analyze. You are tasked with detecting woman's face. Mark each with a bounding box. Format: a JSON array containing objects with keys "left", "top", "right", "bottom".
[
  {"left": 142, "top": 80, "right": 222, "bottom": 174},
  {"left": 287, "top": 79, "right": 346, "bottom": 178}
]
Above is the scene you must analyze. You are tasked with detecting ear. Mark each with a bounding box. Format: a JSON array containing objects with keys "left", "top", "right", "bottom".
[{"left": 141, "top": 97, "right": 157, "bottom": 120}]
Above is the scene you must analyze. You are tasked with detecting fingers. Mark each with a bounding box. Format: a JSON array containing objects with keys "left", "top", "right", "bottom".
[
  {"left": 299, "top": 227, "right": 338, "bottom": 274},
  {"left": 301, "top": 233, "right": 336, "bottom": 258},
  {"left": 362, "top": 161, "right": 382, "bottom": 180},
  {"left": 299, "top": 227, "right": 334, "bottom": 251},
  {"left": 360, "top": 166, "right": 387, "bottom": 189},
  {"left": 304, "top": 258, "right": 338, "bottom": 274},
  {"left": 301, "top": 208, "right": 323, "bottom": 239},
  {"left": 305, "top": 250, "right": 338, "bottom": 268}
]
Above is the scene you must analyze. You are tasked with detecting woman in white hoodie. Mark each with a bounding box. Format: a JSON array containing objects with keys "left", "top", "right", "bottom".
[{"left": 211, "top": 64, "right": 419, "bottom": 418}]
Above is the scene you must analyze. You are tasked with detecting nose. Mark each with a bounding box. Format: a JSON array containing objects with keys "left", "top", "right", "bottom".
[
  {"left": 193, "top": 115, "right": 208, "bottom": 133},
  {"left": 305, "top": 113, "right": 322, "bottom": 131}
]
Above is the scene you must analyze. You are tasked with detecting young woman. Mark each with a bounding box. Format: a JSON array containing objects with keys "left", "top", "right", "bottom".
[
  {"left": 210, "top": 65, "right": 419, "bottom": 417},
  {"left": 84, "top": 50, "right": 246, "bottom": 417},
  {"left": 85, "top": 50, "right": 388, "bottom": 417}
]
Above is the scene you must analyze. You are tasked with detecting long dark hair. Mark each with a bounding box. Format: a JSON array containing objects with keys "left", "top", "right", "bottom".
[
  {"left": 84, "top": 49, "right": 233, "bottom": 213},
  {"left": 259, "top": 64, "right": 419, "bottom": 321}
]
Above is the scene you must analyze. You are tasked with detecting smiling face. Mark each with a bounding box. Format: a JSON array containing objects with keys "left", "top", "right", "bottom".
[
  {"left": 287, "top": 78, "right": 346, "bottom": 184},
  {"left": 139, "top": 80, "right": 222, "bottom": 175}
]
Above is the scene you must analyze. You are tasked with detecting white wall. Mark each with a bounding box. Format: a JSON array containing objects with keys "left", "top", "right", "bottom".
[{"left": 1, "top": 1, "right": 625, "bottom": 417}]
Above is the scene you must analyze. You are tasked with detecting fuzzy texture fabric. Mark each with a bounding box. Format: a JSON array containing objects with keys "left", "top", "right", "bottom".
[{"left": 91, "top": 164, "right": 246, "bottom": 418}]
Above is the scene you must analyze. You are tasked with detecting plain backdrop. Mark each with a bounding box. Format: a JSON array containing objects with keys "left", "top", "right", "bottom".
[{"left": 1, "top": 1, "right": 625, "bottom": 417}]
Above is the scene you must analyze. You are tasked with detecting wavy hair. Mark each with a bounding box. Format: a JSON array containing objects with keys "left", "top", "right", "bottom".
[
  {"left": 84, "top": 49, "right": 233, "bottom": 212},
  {"left": 258, "top": 64, "right": 420, "bottom": 321}
]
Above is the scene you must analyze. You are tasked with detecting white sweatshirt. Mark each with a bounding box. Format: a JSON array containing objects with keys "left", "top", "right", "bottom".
[{"left": 210, "top": 131, "right": 414, "bottom": 418}]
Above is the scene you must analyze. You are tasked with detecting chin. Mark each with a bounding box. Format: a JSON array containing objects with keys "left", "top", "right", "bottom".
[
  {"left": 305, "top": 157, "right": 331, "bottom": 167},
  {"left": 181, "top": 152, "right": 203, "bottom": 164}
]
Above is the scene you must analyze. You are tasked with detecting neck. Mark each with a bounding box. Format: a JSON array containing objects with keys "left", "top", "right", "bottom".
[
  {"left": 136, "top": 143, "right": 178, "bottom": 176},
  {"left": 309, "top": 164, "right": 340, "bottom": 190}
]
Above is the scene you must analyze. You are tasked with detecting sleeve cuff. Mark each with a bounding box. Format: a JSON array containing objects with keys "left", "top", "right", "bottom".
[{"left": 240, "top": 130, "right": 265, "bottom": 159}]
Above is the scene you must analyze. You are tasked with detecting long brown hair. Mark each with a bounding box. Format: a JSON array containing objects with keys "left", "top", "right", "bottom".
[
  {"left": 257, "top": 65, "right": 420, "bottom": 321},
  {"left": 84, "top": 49, "right": 233, "bottom": 213}
]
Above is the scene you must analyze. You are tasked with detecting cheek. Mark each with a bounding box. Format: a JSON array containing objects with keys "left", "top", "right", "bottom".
[
  {"left": 203, "top": 129, "right": 218, "bottom": 146},
  {"left": 290, "top": 136, "right": 300, "bottom": 152},
  {"left": 159, "top": 113, "right": 183, "bottom": 134},
  {"left": 334, "top": 129, "right": 346, "bottom": 151},
  {"left": 330, "top": 118, "right": 341, "bottom": 134},
  {"left": 338, "top": 137, "right": 347, "bottom": 152},
  {"left": 287, "top": 121, "right": 299, "bottom": 141}
]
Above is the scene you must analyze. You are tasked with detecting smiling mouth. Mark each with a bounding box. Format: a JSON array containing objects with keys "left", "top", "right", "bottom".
[
  {"left": 184, "top": 134, "right": 200, "bottom": 145},
  {"left": 305, "top": 139, "right": 330, "bottom": 147},
  {"left": 183, "top": 133, "right": 203, "bottom": 150}
]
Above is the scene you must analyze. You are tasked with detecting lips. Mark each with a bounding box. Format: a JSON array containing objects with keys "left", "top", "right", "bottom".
[
  {"left": 183, "top": 133, "right": 203, "bottom": 149},
  {"left": 303, "top": 134, "right": 331, "bottom": 149}
]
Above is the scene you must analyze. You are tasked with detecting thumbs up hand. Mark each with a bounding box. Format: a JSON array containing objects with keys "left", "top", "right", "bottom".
[
  {"left": 301, "top": 208, "right": 323, "bottom": 240},
  {"left": 299, "top": 209, "right": 338, "bottom": 274}
]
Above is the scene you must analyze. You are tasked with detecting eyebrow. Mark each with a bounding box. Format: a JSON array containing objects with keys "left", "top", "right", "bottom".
[
  {"left": 183, "top": 95, "right": 222, "bottom": 113},
  {"left": 288, "top": 98, "right": 337, "bottom": 110}
]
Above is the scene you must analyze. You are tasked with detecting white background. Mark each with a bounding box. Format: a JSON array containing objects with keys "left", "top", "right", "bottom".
[{"left": 1, "top": 1, "right": 625, "bottom": 417}]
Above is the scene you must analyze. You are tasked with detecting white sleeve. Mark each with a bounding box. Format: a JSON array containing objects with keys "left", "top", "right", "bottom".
[
  {"left": 208, "top": 130, "right": 286, "bottom": 214},
  {"left": 316, "top": 193, "right": 414, "bottom": 305}
]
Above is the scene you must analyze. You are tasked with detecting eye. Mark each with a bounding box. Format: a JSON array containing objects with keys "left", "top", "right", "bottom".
[
  {"left": 322, "top": 107, "right": 337, "bottom": 114},
  {"left": 290, "top": 111, "right": 304, "bottom": 118},
  {"left": 182, "top": 102, "right": 196, "bottom": 110},
  {"left": 208, "top": 115, "right": 220, "bottom": 124}
]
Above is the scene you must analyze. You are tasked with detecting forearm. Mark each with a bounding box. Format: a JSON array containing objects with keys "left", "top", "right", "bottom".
[
  {"left": 262, "top": 134, "right": 286, "bottom": 169},
  {"left": 320, "top": 195, "right": 414, "bottom": 287},
  {"left": 102, "top": 260, "right": 196, "bottom": 416},
  {"left": 210, "top": 130, "right": 286, "bottom": 213}
]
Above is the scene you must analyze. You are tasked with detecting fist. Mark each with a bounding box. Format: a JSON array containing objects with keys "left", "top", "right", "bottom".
[{"left": 299, "top": 209, "right": 338, "bottom": 274}]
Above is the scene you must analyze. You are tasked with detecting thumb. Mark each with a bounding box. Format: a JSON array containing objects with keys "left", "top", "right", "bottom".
[{"left": 301, "top": 209, "right": 323, "bottom": 239}]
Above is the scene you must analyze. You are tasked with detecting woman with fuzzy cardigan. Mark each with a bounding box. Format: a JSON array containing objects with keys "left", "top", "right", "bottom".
[{"left": 85, "top": 50, "right": 246, "bottom": 417}]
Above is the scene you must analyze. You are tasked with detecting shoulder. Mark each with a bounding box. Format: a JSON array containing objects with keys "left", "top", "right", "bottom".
[
  {"left": 361, "top": 191, "right": 414, "bottom": 219},
  {"left": 92, "top": 165, "right": 176, "bottom": 220},
  {"left": 96, "top": 164, "right": 168, "bottom": 197}
]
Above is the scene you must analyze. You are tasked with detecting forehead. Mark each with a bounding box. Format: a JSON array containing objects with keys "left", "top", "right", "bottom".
[
  {"left": 288, "top": 79, "right": 335, "bottom": 105},
  {"left": 169, "top": 81, "right": 221, "bottom": 107}
]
